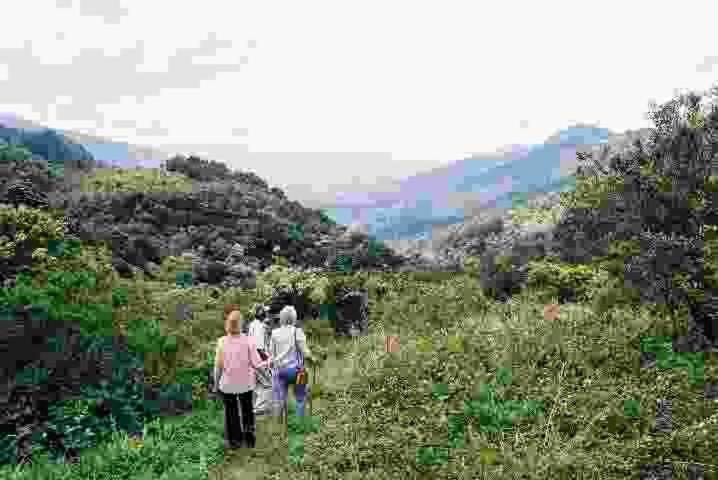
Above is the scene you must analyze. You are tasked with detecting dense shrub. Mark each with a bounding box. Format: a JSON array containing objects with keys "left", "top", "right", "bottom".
[
  {"left": 509, "top": 204, "right": 564, "bottom": 225},
  {"left": 0, "top": 142, "right": 33, "bottom": 163},
  {"left": 478, "top": 249, "right": 528, "bottom": 301},
  {"left": 79, "top": 168, "right": 194, "bottom": 194},
  {"left": 0, "top": 207, "right": 67, "bottom": 285},
  {"left": 478, "top": 222, "right": 556, "bottom": 302},
  {"left": 165, "top": 154, "right": 269, "bottom": 189},
  {"left": 550, "top": 87, "right": 718, "bottom": 342},
  {"left": 526, "top": 258, "right": 606, "bottom": 303}
]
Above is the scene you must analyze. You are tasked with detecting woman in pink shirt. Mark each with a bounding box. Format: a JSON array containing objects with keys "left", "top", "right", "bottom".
[{"left": 214, "top": 305, "right": 272, "bottom": 449}]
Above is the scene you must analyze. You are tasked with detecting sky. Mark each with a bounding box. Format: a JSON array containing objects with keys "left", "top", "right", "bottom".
[{"left": 1, "top": 0, "right": 717, "bottom": 206}]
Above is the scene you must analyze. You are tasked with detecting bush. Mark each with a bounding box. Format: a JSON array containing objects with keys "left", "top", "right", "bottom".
[
  {"left": 509, "top": 204, "right": 564, "bottom": 226},
  {"left": 79, "top": 168, "right": 194, "bottom": 194},
  {"left": 165, "top": 154, "right": 269, "bottom": 188},
  {"left": 0, "top": 143, "right": 32, "bottom": 163},
  {"left": 0, "top": 207, "right": 65, "bottom": 259},
  {"left": 303, "top": 318, "right": 335, "bottom": 343},
  {"left": 526, "top": 258, "right": 605, "bottom": 303},
  {"left": 549, "top": 86, "right": 718, "bottom": 341}
]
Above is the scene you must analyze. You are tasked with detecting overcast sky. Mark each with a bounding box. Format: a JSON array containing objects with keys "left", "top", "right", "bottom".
[{"left": 1, "top": 0, "right": 717, "bottom": 205}]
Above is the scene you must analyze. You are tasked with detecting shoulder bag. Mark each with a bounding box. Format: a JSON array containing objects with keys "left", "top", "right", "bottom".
[{"left": 294, "top": 326, "right": 307, "bottom": 385}]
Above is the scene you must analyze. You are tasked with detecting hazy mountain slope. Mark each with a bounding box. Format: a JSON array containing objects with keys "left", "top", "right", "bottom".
[
  {"left": 384, "top": 126, "right": 656, "bottom": 264},
  {"left": 320, "top": 125, "right": 613, "bottom": 241},
  {"left": 0, "top": 113, "right": 169, "bottom": 168}
]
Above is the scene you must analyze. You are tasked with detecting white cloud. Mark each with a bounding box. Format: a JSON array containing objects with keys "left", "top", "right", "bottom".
[{"left": 1, "top": 0, "right": 717, "bottom": 197}]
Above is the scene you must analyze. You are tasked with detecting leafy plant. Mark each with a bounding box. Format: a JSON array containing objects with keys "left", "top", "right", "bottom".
[
  {"left": 80, "top": 168, "right": 194, "bottom": 194},
  {"left": 287, "top": 223, "right": 304, "bottom": 242},
  {"left": 47, "top": 239, "right": 82, "bottom": 258},
  {"left": 462, "top": 256, "right": 481, "bottom": 278},
  {"left": 509, "top": 204, "right": 564, "bottom": 225},
  {"left": 334, "top": 254, "right": 353, "bottom": 273},
  {"left": 0, "top": 207, "right": 65, "bottom": 259},
  {"left": 175, "top": 271, "right": 194, "bottom": 289},
  {"left": 367, "top": 237, "right": 387, "bottom": 258},
  {"left": 14, "top": 366, "right": 50, "bottom": 386},
  {"left": 461, "top": 368, "right": 544, "bottom": 434},
  {"left": 431, "top": 383, "right": 449, "bottom": 401},
  {"left": 640, "top": 336, "right": 704, "bottom": 385},
  {"left": 494, "top": 254, "right": 513, "bottom": 274},
  {"left": 47, "top": 159, "right": 65, "bottom": 178},
  {"left": 112, "top": 287, "right": 129, "bottom": 307},
  {"left": 415, "top": 446, "right": 449, "bottom": 466},
  {"left": 272, "top": 255, "right": 290, "bottom": 267},
  {"left": 0, "top": 143, "right": 33, "bottom": 162},
  {"left": 527, "top": 258, "right": 605, "bottom": 302},
  {"left": 318, "top": 209, "right": 335, "bottom": 225}
]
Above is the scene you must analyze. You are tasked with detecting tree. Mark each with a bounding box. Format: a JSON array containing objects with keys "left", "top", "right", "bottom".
[
  {"left": 554, "top": 86, "right": 718, "bottom": 344},
  {"left": 0, "top": 143, "right": 32, "bottom": 162}
]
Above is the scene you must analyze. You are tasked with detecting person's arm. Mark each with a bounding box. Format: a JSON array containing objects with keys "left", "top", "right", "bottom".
[
  {"left": 248, "top": 337, "right": 271, "bottom": 369},
  {"left": 268, "top": 332, "right": 276, "bottom": 367},
  {"left": 213, "top": 338, "right": 224, "bottom": 391}
]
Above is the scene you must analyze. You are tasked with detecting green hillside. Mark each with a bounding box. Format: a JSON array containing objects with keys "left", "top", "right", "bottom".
[{"left": 1, "top": 87, "right": 717, "bottom": 480}]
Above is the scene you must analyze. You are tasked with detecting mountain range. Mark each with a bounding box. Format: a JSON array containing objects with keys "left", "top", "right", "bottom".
[
  {"left": 0, "top": 113, "right": 168, "bottom": 169},
  {"left": 0, "top": 112, "right": 647, "bottom": 243},
  {"left": 319, "top": 125, "right": 619, "bottom": 241}
]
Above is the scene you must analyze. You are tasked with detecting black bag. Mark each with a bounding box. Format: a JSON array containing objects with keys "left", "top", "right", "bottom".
[{"left": 257, "top": 347, "right": 269, "bottom": 361}]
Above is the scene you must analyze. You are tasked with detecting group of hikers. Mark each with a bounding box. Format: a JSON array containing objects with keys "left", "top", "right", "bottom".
[{"left": 214, "top": 303, "right": 314, "bottom": 449}]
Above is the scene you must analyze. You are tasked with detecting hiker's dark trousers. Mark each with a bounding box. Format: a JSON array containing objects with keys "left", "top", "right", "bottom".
[{"left": 221, "top": 390, "right": 255, "bottom": 448}]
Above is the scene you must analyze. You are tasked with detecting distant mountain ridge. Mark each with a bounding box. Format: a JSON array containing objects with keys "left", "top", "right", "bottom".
[
  {"left": 320, "top": 124, "right": 615, "bottom": 241},
  {"left": 0, "top": 112, "right": 638, "bottom": 243},
  {"left": 0, "top": 113, "right": 169, "bottom": 168}
]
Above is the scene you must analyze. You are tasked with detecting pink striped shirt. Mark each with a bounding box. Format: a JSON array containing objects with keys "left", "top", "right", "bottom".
[{"left": 214, "top": 334, "right": 270, "bottom": 394}]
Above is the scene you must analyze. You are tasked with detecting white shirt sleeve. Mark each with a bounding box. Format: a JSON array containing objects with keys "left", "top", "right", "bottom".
[{"left": 296, "top": 327, "right": 310, "bottom": 357}]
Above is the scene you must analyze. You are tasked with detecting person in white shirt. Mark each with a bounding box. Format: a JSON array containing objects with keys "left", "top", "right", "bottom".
[
  {"left": 248, "top": 305, "right": 270, "bottom": 352},
  {"left": 248, "top": 304, "right": 272, "bottom": 415},
  {"left": 269, "top": 306, "right": 313, "bottom": 419}
]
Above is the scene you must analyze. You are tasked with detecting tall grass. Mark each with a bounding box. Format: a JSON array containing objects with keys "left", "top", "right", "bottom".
[{"left": 2, "top": 270, "right": 716, "bottom": 479}]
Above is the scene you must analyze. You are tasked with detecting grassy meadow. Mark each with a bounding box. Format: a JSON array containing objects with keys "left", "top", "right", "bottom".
[{"left": 2, "top": 252, "right": 716, "bottom": 479}]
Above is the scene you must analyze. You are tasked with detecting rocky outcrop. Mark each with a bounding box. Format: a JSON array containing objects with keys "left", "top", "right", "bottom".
[
  {"left": 54, "top": 185, "right": 410, "bottom": 287},
  {"left": 4, "top": 181, "right": 50, "bottom": 209}
]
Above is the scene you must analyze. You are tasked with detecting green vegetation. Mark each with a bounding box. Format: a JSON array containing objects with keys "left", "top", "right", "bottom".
[
  {"left": 509, "top": 191, "right": 530, "bottom": 209},
  {"left": 558, "top": 173, "right": 625, "bottom": 210},
  {"left": 508, "top": 204, "right": 564, "bottom": 226},
  {"left": 2, "top": 87, "right": 718, "bottom": 478},
  {"left": 0, "top": 206, "right": 66, "bottom": 260},
  {"left": 318, "top": 209, "right": 335, "bottom": 225},
  {"left": 641, "top": 336, "right": 705, "bottom": 385},
  {"left": 418, "top": 367, "right": 544, "bottom": 466},
  {"left": 526, "top": 258, "right": 609, "bottom": 303},
  {"left": 0, "top": 142, "right": 33, "bottom": 162},
  {"left": 79, "top": 168, "right": 194, "bottom": 194},
  {"left": 287, "top": 223, "right": 305, "bottom": 242},
  {"left": 0, "top": 206, "right": 716, "bottom": 478}
]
